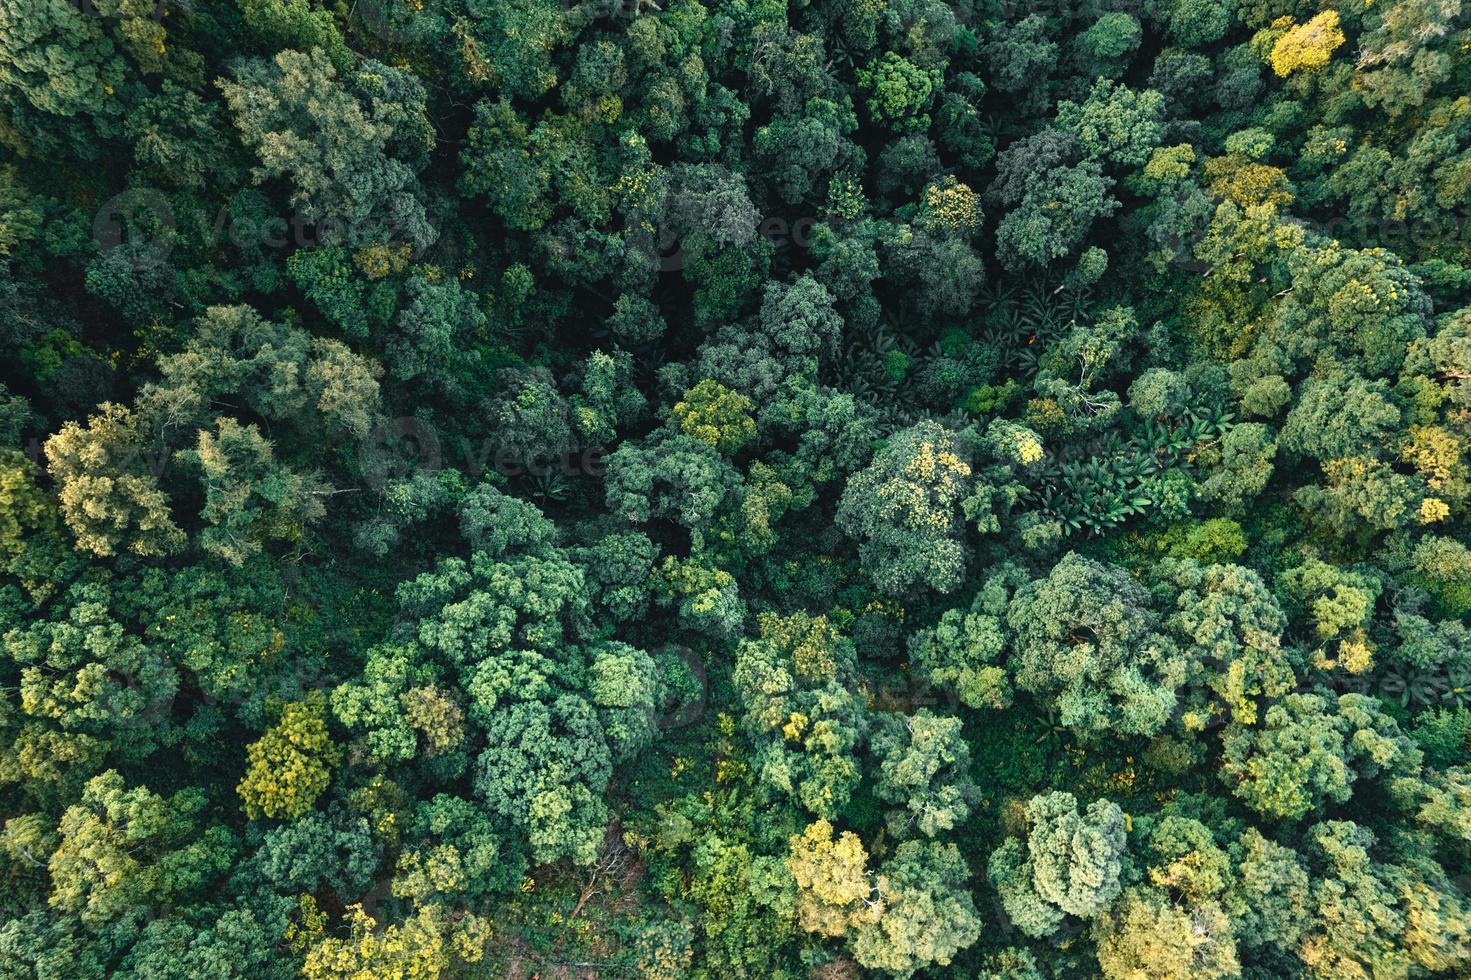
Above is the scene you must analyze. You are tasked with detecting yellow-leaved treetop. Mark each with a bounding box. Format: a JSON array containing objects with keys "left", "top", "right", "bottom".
[
  {"left": 300, "top": 904, "right": 489, "bottom": 979},
  {"left": 0, "top": 450, "right": 52, "bottom": 560},
  {"left": 917, "top": 175, "right": 984, "bottom": 238},
  {"left": 237, "top": 692, "right": 340, "bottom": 820},
  {"left": 673, "top": 378, "right": 756, "bottom": 454},
  {"left": 1269, "top": 12, "right": 1345, "bottom": 77},
  {"left": 43, "top": 403, "right": 184, "bottom": 559},
  {"left": 788, "top": 819, "right": 882, "bottom": 937}
]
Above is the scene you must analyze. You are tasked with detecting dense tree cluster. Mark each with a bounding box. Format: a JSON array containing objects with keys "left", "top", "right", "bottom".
[{"left": 0, "top": 0, "right": 1469, "bottom": 976}]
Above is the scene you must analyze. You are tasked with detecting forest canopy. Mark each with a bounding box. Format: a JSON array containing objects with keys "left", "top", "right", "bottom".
[{"left": 1, "top": 0, "right": 1470, "bottom": 976}]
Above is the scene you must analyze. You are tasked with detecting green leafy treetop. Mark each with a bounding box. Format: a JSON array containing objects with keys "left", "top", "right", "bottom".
[
  {"left": 50, "top": 770, "right": 234, "bottom": 927},
  {"left": 1008, "top": 554, "right": 1186, "bottom": 738},
  {"left": 836, "top": 420, "right": 973, "bottom": 595},
  {"left": 851, "top": 840, "right": 982, "bottom": 978},
  {"left": 989, "top": 791, "right": 1128, "bottom": 937}
]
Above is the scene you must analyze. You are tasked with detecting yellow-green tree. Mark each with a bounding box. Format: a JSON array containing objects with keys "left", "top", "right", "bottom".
[
  {"left": 238, "top": 693, "right": 340, "bottom": 820},
  {"left": 788, "top": 819, "right": 880, "bottom": 937},
  {"left": 0, "top": 450, "right": 51, "bottom": 560},
  {"left": 674, "top": 379, "right": 757, "bottom": 454},
  {"left": 1267, "top": 12, "right": 1344, "bottom": 77},
  {"left": 43, "top": 403, "right": 183, "bottom": 559},
  {"left": 301, "top": 904, "right": 489, "bottom": 979}
]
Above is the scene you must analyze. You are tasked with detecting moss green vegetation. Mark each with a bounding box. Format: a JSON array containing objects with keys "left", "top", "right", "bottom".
[{"left": 0, "top": 0, "right": 1469, "bottom": 975}]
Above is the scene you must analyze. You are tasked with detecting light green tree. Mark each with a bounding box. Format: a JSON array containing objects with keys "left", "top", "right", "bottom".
[{"left": 988, "top": 791, "right": 1128, "bottom": 937}]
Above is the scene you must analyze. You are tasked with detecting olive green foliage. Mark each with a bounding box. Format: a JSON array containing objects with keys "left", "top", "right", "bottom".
[{"left": 2, "top": 0, "right": 1471, "bottom": 976}]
